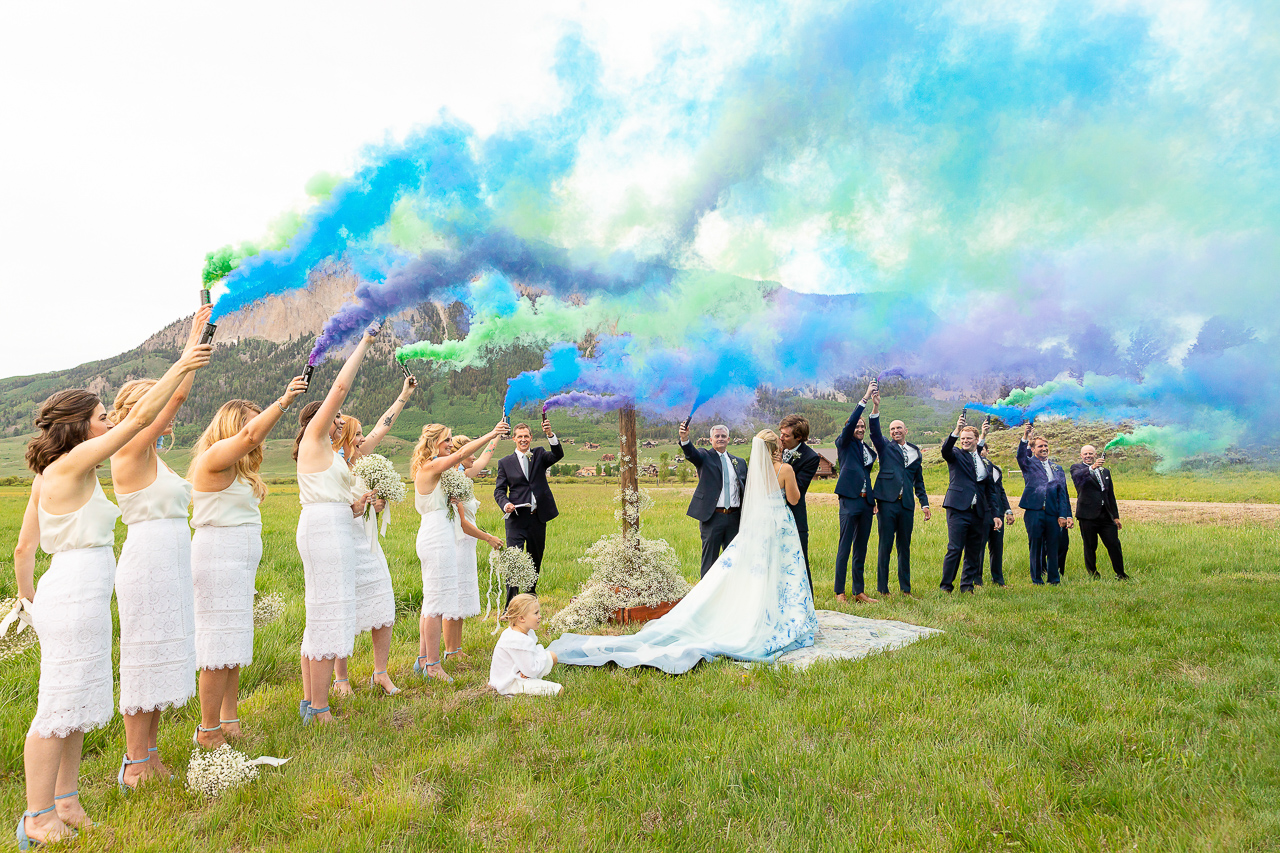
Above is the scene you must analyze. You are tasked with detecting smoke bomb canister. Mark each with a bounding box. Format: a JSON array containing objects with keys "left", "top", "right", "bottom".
[
  {"left": 399, "top": 360, "right": 412, "bottom": 379},
  {"left": 541, "top": 410, "right": 548, "bottom": 423},
  {"left": 198, "top": 323, "right": 217, "bottom": 345},
  {"left": 199, "top": 288, "right": 212, "bottom": 306}
]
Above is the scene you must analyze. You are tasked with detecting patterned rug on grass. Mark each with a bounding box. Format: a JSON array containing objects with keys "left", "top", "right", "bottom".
[{"left": 775, "top": 610, "right": 943, "bottom": 670}]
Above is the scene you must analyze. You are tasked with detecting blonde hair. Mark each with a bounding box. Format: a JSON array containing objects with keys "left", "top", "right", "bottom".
[
  {"left": 410, "top": 423, "right": 451, "bottom": 477},
  {"left": 332, "top": 415, "right": 363, "bottom": 462},
  {"left": 756, "top": 428, "right": 781, "bottom": 462},
  {"left": 109, "top": 379, "right": 157, "bottom": 425},
  {"left": 450, "top": 434, "right": 470, "bottom": 453},
  {"left": 500, "top": 593, "right": 539, "bottom": 625},
  {"left": 187, "top": 400, "right": 267, "bottom": 500}
]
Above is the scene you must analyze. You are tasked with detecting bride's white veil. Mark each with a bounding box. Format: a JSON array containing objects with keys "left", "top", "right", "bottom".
[{"left": 739, "top": 435, "right": 782, "bottom": 530}]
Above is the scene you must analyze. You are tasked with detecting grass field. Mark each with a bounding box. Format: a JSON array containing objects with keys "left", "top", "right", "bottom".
[{"left": 1, "top": 482, "right": 1278, "bottom": 851}]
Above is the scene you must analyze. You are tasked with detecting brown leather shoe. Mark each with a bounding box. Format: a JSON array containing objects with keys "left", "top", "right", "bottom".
[{"left": 853, "top": 592, "right": 879, "bottom": 603}]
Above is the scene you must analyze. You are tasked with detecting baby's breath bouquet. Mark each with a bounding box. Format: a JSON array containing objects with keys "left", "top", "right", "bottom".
[
  {"left": 439, "top": 465, "right": 474, "bottom": 521},
  {"left": 485, "top": 546, "right": 539, "bottom": 630},
  {"left": 0, "top": 597, "right": 37, "bottom": 662},
  {"left": 186, "top": 746, "right": 260, "bottom": 798},
  {"left": 252, "top": 591, "right": 286, "bottom": 628},
  {"left": 352, "top": 453, "right": 406, "bottom": 535}
]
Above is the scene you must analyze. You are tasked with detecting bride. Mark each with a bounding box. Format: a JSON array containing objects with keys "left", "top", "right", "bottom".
[{"left": 549, "top": 429, "right": 819, "bottom": 674}]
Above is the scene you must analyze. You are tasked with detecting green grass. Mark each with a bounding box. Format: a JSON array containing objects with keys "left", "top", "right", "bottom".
[{"left": 1, "top": 485, "right": 1278, "bottom": 851}]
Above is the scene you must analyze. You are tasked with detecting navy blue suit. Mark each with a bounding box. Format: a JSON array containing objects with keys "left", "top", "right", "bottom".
[
  {"left": 868, "top": 415, "right": 929, "bottom": 594},
  {"left": 494, "top": 441, "right": 566, "bottom": 601},
  {"left": 681, "top": 440, "right": 748, "bottom": 576},
  {"left": 938, "top": 433, "right": 1000, "bottom": 593},
  {"left": 1016, "top": 440, "right": 1073, "bottom": 585},
  {"left": 833, "top": 402, "right": 877, "bottom": 595},
  {"left": 983, "top": 456, "right": 1012, "bottom": 585},
  {"left": 785, "top": 442, "right": 822, "bottom": 592}
]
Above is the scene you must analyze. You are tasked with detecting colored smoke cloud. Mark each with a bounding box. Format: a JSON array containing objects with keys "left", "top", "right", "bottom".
[{"left": 203, "top": 3, "right": 1280, "bottom": 468}]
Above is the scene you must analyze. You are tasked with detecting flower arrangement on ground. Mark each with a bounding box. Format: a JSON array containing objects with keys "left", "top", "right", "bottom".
[
  {"left": 252, "top": 591, "right": 286, "bottom": 627},
  {"left": 186, "top": 746, "right": 261, "bottom": 798}
]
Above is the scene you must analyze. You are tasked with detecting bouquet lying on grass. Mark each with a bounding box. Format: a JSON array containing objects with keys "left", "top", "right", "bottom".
[
  {"left": 252, "top": 591, "right": 286, "bottom": 628},
  {"left": 485, "top": 546, "right": 538, "bottom": 631},
  {"left": 439, "top": 465, "right": 474, "bottom": 521},
  {"left": 352, "top": 454, "right": 406, "bottom": 536},
  {"left": 186, "top": 746, "right": 289, "bottom": 798}
]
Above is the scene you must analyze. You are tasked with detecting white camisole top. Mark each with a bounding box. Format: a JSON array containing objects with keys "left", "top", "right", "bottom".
[
  {"left": 299, "top": 451, "right": 354, "bottom": 505},
  {"left": 117, "top": 457, "right": 193, "bottom": 525},
  {"left": 39, "top": 479, "right": 121, "bottom": 553},
  {"left": 192, "top": 477, "right": 261, "bottom": 528}
]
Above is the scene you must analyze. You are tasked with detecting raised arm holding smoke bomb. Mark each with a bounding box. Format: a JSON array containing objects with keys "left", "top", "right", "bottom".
[
  {"left": 833, "top": 380, "right": 880, "bottom": 603},
  {"left": 188, "top": 374, "right": 308, "bottom": 746},
  {"left": 414, "top": 418, "right": 509, "bottom": 682},
  {"left": 493, "top": 417, "right": 564, "bottom": 603},
  {"left": 680, "top": 420, "right": 748, "bottom": 577},
  {"left": 1016, "top": 420, "right": 1070, "bottom": 586},
  {"left": 15, "top": 310, "right": 210, "bottom": 846},
  {"left": 293, "top": 321, "right": 383, "bottom": 728}
]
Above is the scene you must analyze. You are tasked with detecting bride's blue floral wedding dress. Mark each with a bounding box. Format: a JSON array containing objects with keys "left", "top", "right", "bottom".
[{"left": 549, "top": 436, "right": 819, "bottom": 674}]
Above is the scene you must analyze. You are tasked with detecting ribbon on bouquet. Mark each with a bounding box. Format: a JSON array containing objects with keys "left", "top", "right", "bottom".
[
  {"left": 0, "top": 597, "right": 35, "bottom": 639},
  {"left": 360, "top": 506, "right": 394, "bottom": 553}
]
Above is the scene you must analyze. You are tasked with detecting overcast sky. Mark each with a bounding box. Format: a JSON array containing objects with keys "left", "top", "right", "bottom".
[{"left": 0, "top": 1, "right": 720, "bottom": 377}]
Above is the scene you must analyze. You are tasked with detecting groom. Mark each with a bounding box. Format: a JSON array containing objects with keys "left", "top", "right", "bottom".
[
  {"left": 494, "top": 419, "right": 565, "bottom": 603},
  {"left": 779, "top": 414, "right": 821, "bottom": 593}
]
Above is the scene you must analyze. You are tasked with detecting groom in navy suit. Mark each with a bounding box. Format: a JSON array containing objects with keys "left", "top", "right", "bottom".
[
  {"left": 680, "top": 422, "right": 748, "bottom": 576},
  {"left": 779, "top": 414, "right": 822, "bottom": 593},
  {"left": 939, "top": 412, "right": 1003, "bottom": 594},
  {"left": 494, "top": 419, "right": 565, "bottom": 603},
  {"left": 833, "top": 382, "right": 879, "bottom": 603},
  {"left": 1016, "top": 422, "right": 1073, "bottom": 585},
  {"left": 868, "top": 387, "right": 931, "bottom": 596}
]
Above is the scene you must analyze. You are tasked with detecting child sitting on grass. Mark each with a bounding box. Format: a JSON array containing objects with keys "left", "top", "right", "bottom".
[{"left": 489, "top": 594, "right": 562, "bottom": 696}]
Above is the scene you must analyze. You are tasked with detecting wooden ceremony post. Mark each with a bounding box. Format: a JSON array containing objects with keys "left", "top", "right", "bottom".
[{"left": 618, "top": 401, "right": 640, "bottom": 540}]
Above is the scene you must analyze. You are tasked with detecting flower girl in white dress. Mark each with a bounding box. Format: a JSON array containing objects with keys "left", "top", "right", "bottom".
[{"left": 489, "top": 595, "right": 562, "bottom": 696}]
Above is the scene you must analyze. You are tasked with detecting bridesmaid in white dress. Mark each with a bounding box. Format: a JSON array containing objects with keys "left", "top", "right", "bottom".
[
  {"left": 294, "top": 322, "right": 380, "bottom": 726},
  {"left": 443, "top": 433, "right": 505, "bottom": 663},
  {"left": 10, "top": 309, "right": 209, "bottom": 847},
  {"left": 328, "top": 371, "right": 416, "bottom": 697},
  {"left": 409, "top": 421, "right": 507, "bottom": 682},
  {"left": 187, "top": 376, "right": 307, "bottom": 749},
  {"left": 108, "top": 375, "right": 199, "bottom": 789}
]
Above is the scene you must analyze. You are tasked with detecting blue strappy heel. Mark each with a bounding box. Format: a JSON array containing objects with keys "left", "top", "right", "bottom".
[
  {"left": 302, "top": 704, "right": 330, "bottom": 726},
  {"left": 413, "top": 655, "right": 453, "bottom": 684},
  {"left": 369, "top": 670, "right": 400, "bottom": 695},
  {"left": 16, "top": 804, "right": 58, "bottom": 850},
  {"left": 192, "top": 723, "right": 222, "bottom": 749},
  {"left": 53, "top": 790, "right": 95, "bottom": 828},
  {"left": 117, "top": 754, "right": 150, "bottom": 793},
  {"left": 299, "top": 699, "right": 310, "bottom": 721}
]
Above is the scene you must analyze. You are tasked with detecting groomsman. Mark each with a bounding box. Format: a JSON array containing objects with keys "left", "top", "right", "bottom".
[
  {"left": 977, "top": 429, "right": 1014, "bottom": 586},
  {"left": 494, "top": 419, "right": 565, "bottom": 603},
  {"left": 1070, "top": 445, "right": 1128, "bottom": 579},
  {"left": 680, "top": 422, "right": 748, "bottom": 576},
  {"left": 1015, "top": 423, "right": 1073, "bottom": 585},
  {"left": 833, "top": 382, "right": 878, "bottom": 603},
  {"left": 938, "top": 412, "right": 1002, "bottom": 594},
  {"left": 779, "top": 414, "right": 821, "bottom": 592},
  {"left": 868, "top": 388, "right": 930, "bottom": 596}
]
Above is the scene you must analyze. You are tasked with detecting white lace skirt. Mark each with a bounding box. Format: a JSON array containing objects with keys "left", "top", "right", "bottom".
[
  {"left": 28, "top": 546, "right": 116, "bottom": 739},
  {"left": 193, "top": 523, "right": 262, "bottom": 670},
  {"left": 417, "top": 510, "right": 458, "bottom": 619},
  {"left": 447, "top": 533, "right": 481, "bottom": 620},
  {"left": 117, "top": 517, "right": 197, "bottom": 714},
  {"left": 351, "top": 516, "right": 396, "bottom": 632},
  {"left": 298, "top": 502, "right": 357, "bottom": 660}
]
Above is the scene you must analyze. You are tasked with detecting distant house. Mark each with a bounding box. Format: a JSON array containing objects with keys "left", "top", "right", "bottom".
[
  {"left": 575, "top": 467, "right": 597, "bottom": 477},
  {"left": 601, "top": 453, "right": 617, "bottom": 462},
  {"left": 641, "top": 464, "right": 659, "bottom": 476},
  {"left": 694, "top": 438, "right": 711, "bottom": 447},
  {"left": 585, "top": 442, "right": 601, "bottom": 450},
  {"left": 814, "top": 448, "right": 839, "bottom": 479},
  {"left": 566, "top": 438, "right": 576, "bottom": 445},
  {"left": 641, "top": 440, "right": 659, "bottom": 448}
]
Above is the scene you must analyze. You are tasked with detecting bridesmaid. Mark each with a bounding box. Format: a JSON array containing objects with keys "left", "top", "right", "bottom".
[
  {"left": 410, "top": 421, "right": 506, "bottom": 682},
  {"left": 443, "top": 433, "right": 505, "bottom": 662},
  {"left": 331, "top": 372, "right": 417, "bottom": 696},
  {"left": 11, "top": 309, "right": 209, "bottom": 846},
  {"left": 187, "top": 376, "right": 307, "bottom": 749},
  {"left": 294, "top": 322, "right": 380, "bottom": 725},
  {"left": 108, "top": 369, "right": 200, "bottom": 789}
]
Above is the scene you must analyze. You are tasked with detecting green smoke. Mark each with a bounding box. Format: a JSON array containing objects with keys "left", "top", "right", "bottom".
[
  {"left": 1104, "top": 425, "right": 1240, "bottom": 473},
  {"left": 397, "top": 296, "right": 607, "bottom": 367}
]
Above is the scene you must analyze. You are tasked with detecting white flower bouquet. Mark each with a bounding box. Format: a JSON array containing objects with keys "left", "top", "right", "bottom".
[
  {"left": 439, "top": 465, "right": 474, "bottom": 522},
  {"left": 352, "top": 453, "right": 406, "bottom": 535},
  {"left": 186, "top": 746, "right": 260, "bottom": 798},
  {"left": 485, "top": 546, "right": 539, "bottom": 630},
  {"left": 252, "top": 591, "right": 286, "bottom": 628}
]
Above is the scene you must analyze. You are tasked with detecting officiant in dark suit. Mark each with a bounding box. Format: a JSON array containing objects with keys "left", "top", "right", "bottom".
[
  {"left": 938, "top": 412, "right": 1002, "bottom": 594},
  {"left": 1071, "top": 445, "right": 1128, "bottom": 579},
  {"left": 833, "top": 383, "right": 879, "bottom": 603},
  {"left": 868, "top": 388, "right": 931, "bottom": 596},
  {"left": 494, "top": 419, "right": 565, "bottom": 602},
  {"left": 780, "top": 414, "right": 822, "bottom": 593},
  {"left": 680, "top": 422, "right": 748, "bottom": 576}
]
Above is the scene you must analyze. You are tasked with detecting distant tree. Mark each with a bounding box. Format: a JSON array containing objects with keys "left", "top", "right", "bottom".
[
  {"left": 678, "top": 464, "right": 690, "bottom": 484},
  {"left": 658, "top": 452, "right": 670, "bottom": 484}
]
